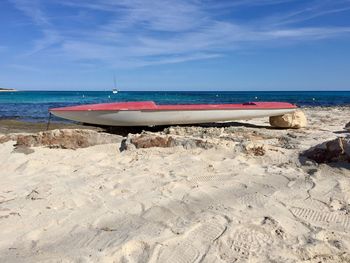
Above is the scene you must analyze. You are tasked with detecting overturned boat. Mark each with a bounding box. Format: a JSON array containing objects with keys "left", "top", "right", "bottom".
[{"left": 50, "top": 101, "right": 297, "bottom": 126}]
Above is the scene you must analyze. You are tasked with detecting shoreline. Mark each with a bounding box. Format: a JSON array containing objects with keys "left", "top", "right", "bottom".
[
  {"left": 0, "top": 119, "right": 102, "bottom": 134},
  {"left": 0, "top": 89, "right": 17, "bottom": 92}
]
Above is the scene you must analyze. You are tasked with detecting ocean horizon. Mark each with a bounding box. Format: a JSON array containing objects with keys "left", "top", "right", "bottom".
[{"left": 1, "top": 90, "right": 350, "bottom": 122}]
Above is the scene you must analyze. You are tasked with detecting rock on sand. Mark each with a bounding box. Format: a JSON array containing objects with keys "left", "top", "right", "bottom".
[{"left": 269, "top": 110, "right": 307, "bottom": 129}]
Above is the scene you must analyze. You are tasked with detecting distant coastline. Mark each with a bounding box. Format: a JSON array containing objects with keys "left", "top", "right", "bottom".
[{"left": 0, "top": 88, "right": 17, "bottom": 92}]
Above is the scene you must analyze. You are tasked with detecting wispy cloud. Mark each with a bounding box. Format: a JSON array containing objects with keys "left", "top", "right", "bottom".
[
  {"left": 9, "top": 0, "right": 62, "bottom": 55},
  {"left": 8, "top": 0, "right": 350, "bottom": 68},
  {"left": 262, "top": 0, "right": 350, "bottom": 27},
  {"left": 9, "top": 0, "right": 49, "bottom": 25}
]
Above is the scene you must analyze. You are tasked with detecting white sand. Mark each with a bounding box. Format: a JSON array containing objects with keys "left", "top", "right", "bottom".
[{"left": 1, "top": 107, "right": 350, "bottom": 262}]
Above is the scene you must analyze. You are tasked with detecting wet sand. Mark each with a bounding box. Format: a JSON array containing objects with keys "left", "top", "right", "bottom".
[{"left": 0, "top": 119, "right": 102, "bottom": 134}]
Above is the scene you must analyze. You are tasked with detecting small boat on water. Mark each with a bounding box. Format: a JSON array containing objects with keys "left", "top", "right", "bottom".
[
  {"left": 112, "top": 75, "right": 119, "bottom": 94},
  {"left": 50, "top": 101, "right": 297, "bottom": 126}
]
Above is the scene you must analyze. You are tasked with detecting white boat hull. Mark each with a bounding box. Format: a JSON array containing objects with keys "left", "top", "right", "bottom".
[{"left": 52, "top": 108, "right": 296, "bottom": 126}]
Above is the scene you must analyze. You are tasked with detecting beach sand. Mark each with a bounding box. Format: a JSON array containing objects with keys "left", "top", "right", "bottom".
[{"left": 0, "top": 107, "right": 350, "bottom": 262}]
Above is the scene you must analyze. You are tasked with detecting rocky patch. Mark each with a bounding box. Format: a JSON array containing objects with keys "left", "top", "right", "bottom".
[
  {"left": 303, "top": 137, "right": 350, "bottom": 163},
  {"left": 0, "top": 129, "right": 122, "bottom": 150},
  {"left": 120, "top": 133, "right": 215, "bottom": 151}
]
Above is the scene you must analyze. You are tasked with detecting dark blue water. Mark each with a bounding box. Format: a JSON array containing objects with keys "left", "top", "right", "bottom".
[{"left": 0, "top": 91, "right": 349, "bottom": 122}]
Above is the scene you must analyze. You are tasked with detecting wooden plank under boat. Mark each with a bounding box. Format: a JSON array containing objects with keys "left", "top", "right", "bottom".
[{"left": 50, "top": 101, "right": 297, "bottom": 126}]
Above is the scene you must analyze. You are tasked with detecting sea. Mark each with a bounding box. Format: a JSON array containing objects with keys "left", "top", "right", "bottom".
[{"left": 0, "top": 91, "right": 349, "bottom": 122}]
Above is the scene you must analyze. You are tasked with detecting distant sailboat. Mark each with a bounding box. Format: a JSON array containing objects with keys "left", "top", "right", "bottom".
[{"left": 112, "top": 75, "right": 119, "bottom": 94}]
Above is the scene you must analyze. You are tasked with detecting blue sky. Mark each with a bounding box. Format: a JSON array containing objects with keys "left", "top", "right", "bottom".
[{"left": 1, "top": 0, "right": 350, "bottom": 91}]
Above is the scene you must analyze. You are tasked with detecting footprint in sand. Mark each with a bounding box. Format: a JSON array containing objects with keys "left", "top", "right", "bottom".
[
  {"left": 288, "top": 198, "right": 329, "bottom": 212},
  {"left": 155, "top": 216, "right": 227, "bottom": 263},
  {"left": 218, "top": 225, "right": 274, "bottom": 261},
  {"left": 291, "top": 207, "right": 350, "bottom": 231},
  {"left": 189, "top": 173, "right": 233, "bottom": 183},
  {"left": 237, "top": 192, "right": 269, "bottom": 208}
]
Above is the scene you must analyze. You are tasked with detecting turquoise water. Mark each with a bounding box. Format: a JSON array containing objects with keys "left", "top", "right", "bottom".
[{"left": 0, "top": 91, "right": 349, "bottom": 122}]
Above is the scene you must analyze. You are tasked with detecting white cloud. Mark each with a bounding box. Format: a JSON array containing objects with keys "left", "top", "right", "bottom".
[
  {"left": 8, "top": 0, "right": 350, "bottom": 68},
  {"left": 262, "top": 27, "right": 350, "bottom": 39}
]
